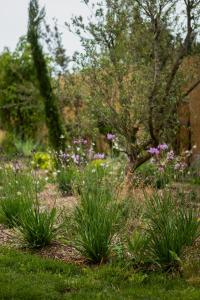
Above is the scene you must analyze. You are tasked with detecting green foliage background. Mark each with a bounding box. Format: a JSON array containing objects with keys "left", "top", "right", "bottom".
[{"left": 0, "top": 37, "right": 44, "bottom": 141}]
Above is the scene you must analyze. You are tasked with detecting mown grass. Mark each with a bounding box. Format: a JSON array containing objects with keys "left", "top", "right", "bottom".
[{"left": 0, "top": 247, "right": 200, "bottom": 300}]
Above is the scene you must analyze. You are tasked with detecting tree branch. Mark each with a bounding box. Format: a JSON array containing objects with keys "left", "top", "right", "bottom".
[{"left": 183, "top": 78, "right": 200, "bottom": 98}]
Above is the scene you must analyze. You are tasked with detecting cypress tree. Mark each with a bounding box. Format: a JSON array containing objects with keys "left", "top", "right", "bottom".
[{"left": 28, "top": 0, "right": 66, "bottom": 150}]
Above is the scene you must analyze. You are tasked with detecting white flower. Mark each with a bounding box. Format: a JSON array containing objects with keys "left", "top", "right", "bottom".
[{"left": 17, "top": 191, "right": 22, "bottom": 196}]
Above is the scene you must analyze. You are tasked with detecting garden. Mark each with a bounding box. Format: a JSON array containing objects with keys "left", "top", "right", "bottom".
[
  {"left": 1, "top": 137, "right": 200, "bottom": 299},
  {"left": 0, "top": 0, "right": 200, "bottom": 299}
]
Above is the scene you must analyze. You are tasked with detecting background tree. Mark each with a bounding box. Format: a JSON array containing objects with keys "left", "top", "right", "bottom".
[
  {"left": 28, "top": 0, "right": 66, "bottom": 150},
  {"left": 0, "top": 37, "right": 44, "bottom": 141},
  {"left": 43, "top": 19, "right": 99, "bottom": 143},
  {"left": 69, "top": 0, "right": 200, "bottom": 172}
]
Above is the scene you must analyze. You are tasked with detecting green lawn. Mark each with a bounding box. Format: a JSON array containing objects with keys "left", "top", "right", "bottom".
[{"left": 0, "top": 247, "right": 200, "bottom": 300}]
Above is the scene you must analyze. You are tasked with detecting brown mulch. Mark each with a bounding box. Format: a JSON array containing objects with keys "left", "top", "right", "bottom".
[
  {"left": 0, "top": 183, "right": 83, "bottom": 264},
  {"left": 0, "top": 224, "right": 16, "bottom": 245},
  {"left": 32, "top": 241, "right": 85, "bottom": 265},
  {"left": 39, "top": 183, "right": 78, "bottom": 211},
  {"left": 0, "top": 222, "right": 84, "bottom": 264}
]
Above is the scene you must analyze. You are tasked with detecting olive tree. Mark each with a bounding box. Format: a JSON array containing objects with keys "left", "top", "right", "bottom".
[{"left": 69, "top": 0, "right": 200, "bottom": 172}]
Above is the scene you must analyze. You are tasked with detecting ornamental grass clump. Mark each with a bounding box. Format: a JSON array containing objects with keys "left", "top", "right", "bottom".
[
  {"left": 17, "top": 199, "right": 59, "bottom": 248},
  {"left": 0, "top": 166, "right": 34, "bottom": 228},
  {"left": 73, "top": 166, "right": 123, "bottom": 263},
  {"left": 146, "top": 192, "right": 199, "bottom": 270},
  {"left": 129, "top": 191, "right": 200, "bottom": 271}
]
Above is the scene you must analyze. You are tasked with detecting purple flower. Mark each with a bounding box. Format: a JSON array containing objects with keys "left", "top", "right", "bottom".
[
  {"left": 158, "top": 144, "right": 168, "bottom": 151},
  {"left": 107, "top": 133, "right": 116, "bottom": 141},
  {"left": 174, "top": 163, "right": 180, "bottom": 170},
  {"left": 167, "top": 150, "right": 174, "bottom": 161},
  {"left": 73, "top": 139, "right": 79, "bottom": 144},
  {"left": 93, "top": 153, "right": 105, "bottom": 160},
  {"left": 176, "top": 162, "right": 187, "bottom": 171},
  {"left": 59, "top": 152, "right": 69, "bottom": 160},
  {"left": 71, "top": 154, "right": 80, "bottom": 164},
  {"left": 148, "top": 147, "right": 160, "bottom": 155},
  {"left": 158, "top": 166, "right": 165, "bottom": 173},
  {"left": 73, "top": 138, "right": 88, "bottom": 145}
]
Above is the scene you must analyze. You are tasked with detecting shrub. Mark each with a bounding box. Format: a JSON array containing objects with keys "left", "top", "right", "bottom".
[
  {"left": 86, "top": 159, "right": 110, "bottom": 180},
  {"left": 0, "top": 133, "right": 16, "bottom": 157},
  {"left": 0, "top": 168, "right": 34, "bottom": 227},
  {"left": 134, "top": 162, "right": 157, "bottom": 187},
  {"left": 32, "top": 152, "right": 54, "bottom": 171},
  {"left": 135, "top": 162, "right": 173, "bottom": 189},
  {"left": 14, "top": 139, "right": 37, "bottom": 157},
  {"left": 129, "top": 192, "right": 200, "bottom": 270},
  {"left": 17, "top": 200, "right": 59, "bottom": 248},
  {"left": 57, "top": 165, "right": 78, "bottom": 195},
  {"left": 135, "top": 145, "right": 190, "bottom": 189},
  {"left": 73, "top": 167, "right": 123, "bottom": 263}
]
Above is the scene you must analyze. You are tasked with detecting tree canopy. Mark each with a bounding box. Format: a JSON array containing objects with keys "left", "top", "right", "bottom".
[{"left": 69, "top": 0, "right": 200, "bottom": 170}]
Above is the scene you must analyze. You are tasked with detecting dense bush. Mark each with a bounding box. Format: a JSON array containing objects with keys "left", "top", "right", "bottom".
[
  {"left": 134, "top": 145, "right": 189, "bottom": 189},
  {"left": 0, "top": 38, "right": 44, "bottom": 141},
  {"left": 32, "top": 151, "right": 54, "bottom": 171},
  {"left": 134, "top": 162, "right": 172, "bottom": 189},
  {"left": 14, "top": 138, "right": 37, "bottom": 157}
]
